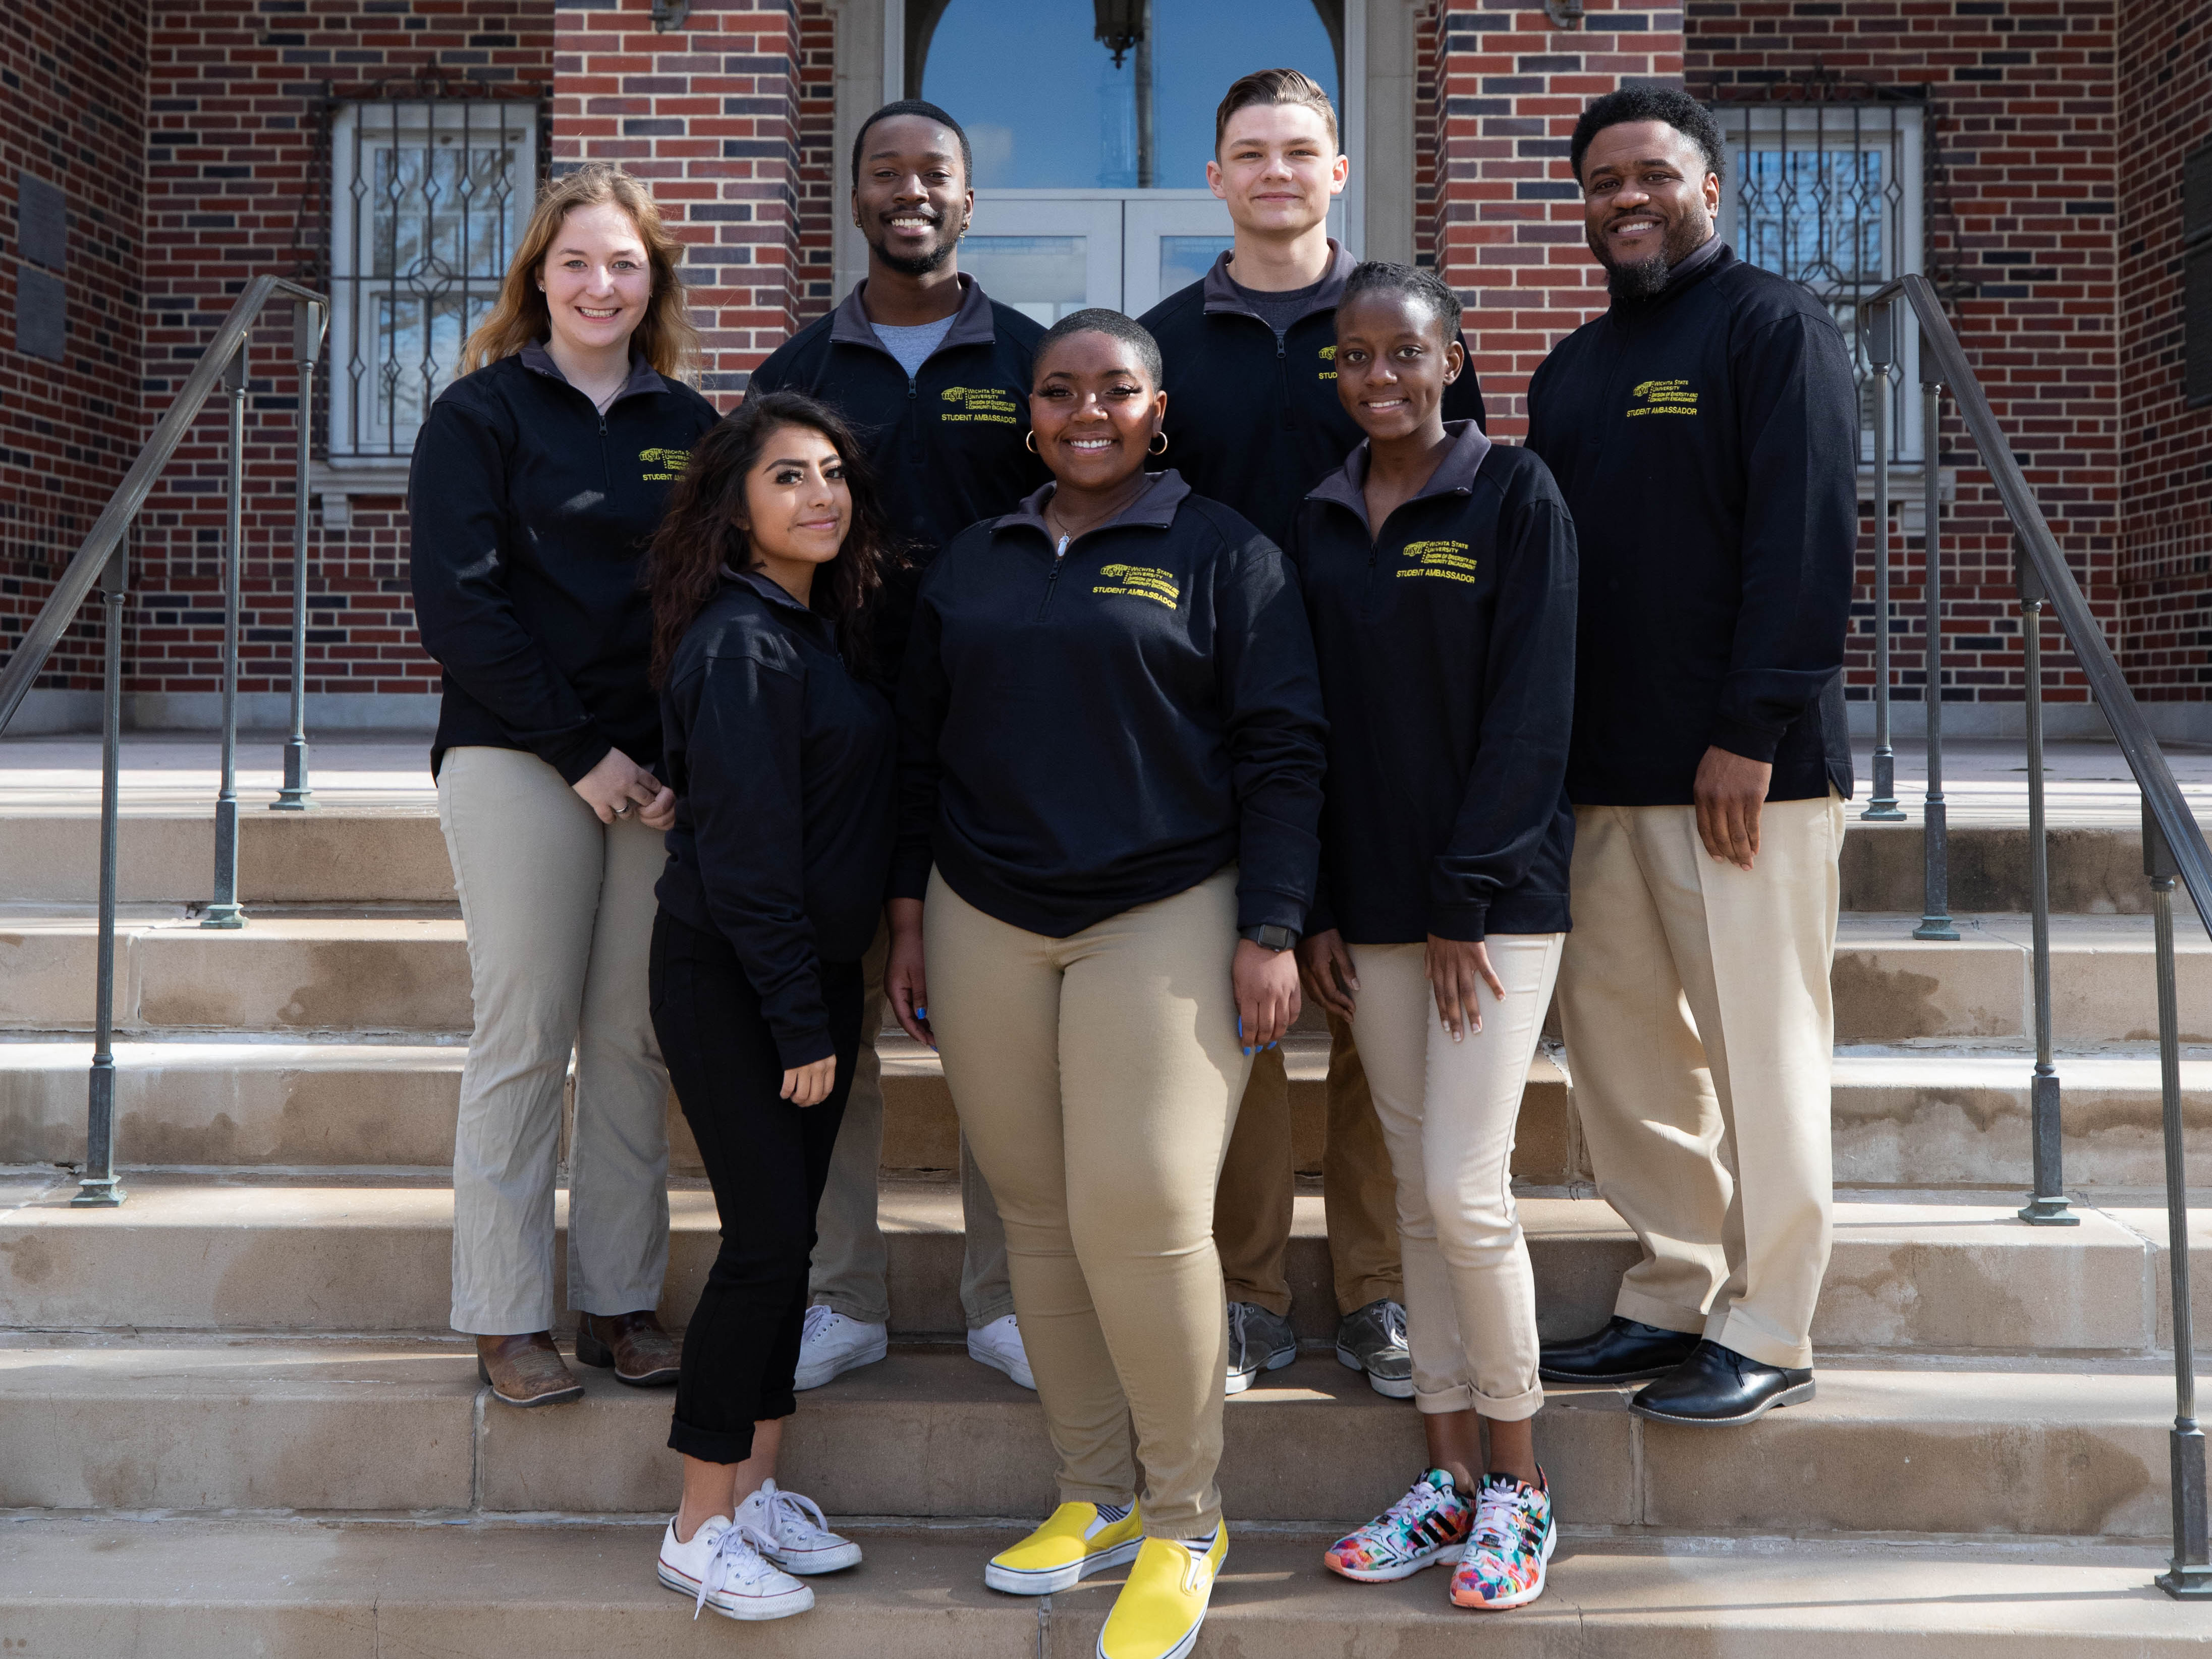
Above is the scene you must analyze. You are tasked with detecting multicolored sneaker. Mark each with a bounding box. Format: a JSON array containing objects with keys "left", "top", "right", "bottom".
[
  {"left": 1448, "top": 1470, "right": 1556, "bottom": 1611},
  {"left": 1322, "top": 1469, "right": 1473, "bottom": 1583}
]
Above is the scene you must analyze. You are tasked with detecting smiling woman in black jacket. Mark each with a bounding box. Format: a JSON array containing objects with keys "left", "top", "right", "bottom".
[
  {"left": 407, "top": 164, "right": 717, "bottom": 1411},
  {"left": 641, "top": 390, "right": 899, "bottom": 1625},
  {"left": 885, "top": 308, "right": 1326, "bottom": 1659}
]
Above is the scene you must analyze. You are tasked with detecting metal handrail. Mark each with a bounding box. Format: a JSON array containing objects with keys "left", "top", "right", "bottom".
[
  {"left": 0, "top": 273, "right": 326, "bottom": 1208},
  {"left": 1865, "top": 273, "right": 2212, "bottom": 1599},
  {"left": 0, "top": 275, "right": 325, "bottom": 733}
]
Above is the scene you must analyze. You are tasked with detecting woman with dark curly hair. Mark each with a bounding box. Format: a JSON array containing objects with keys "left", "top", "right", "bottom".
[{"left": 641, "top": 390, "right": 900, "bottom": 1624}]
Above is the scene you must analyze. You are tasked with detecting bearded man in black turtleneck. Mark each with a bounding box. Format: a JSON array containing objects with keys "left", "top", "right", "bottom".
[{"left": 1524, "top": 87, "right": 1857, "bottom": 1427}]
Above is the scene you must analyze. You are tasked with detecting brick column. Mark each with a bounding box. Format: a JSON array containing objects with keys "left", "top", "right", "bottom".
[
  {"left": 556, "top": 0, "right": 822, "bottom": 400},
  {"left": 1431, "top": 0, "right": 1684, "bottom": 440}
]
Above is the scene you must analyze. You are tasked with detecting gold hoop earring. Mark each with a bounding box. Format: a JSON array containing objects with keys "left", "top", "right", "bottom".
[
  {"left": 1148, "top": 430, "right": 1169, "bottom": 456},
  {"left": 1025, "top": 430, "right": 1039, "bottom": 453}
]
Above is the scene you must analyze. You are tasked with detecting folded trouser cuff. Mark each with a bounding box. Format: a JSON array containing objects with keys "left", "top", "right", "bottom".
[
  {"left": 1614, "top": 1286, "right": 1710, "bottom": 1340},
  {"left": 1060, "top": 1474, "right": 1143, "bottom": 1510},
  {"left": 1414, "top": 1378, "right": 1544, "bottom": 1423},
  {"left": 1710, "top": 1307, "right": 1812, "bottom": 1371},
  {"left": 667, "top": 1416, "right": 758, "bottom": 1466},
  {"left": 1141, "top": 1506, "right": 1223, "bottom": 1543},
  {"left": 965, "top": 1295, "right": 1016, "bottom": 1329}
]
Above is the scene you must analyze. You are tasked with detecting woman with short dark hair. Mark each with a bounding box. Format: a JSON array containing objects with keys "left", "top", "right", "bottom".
[{"left": 886, "top": 307, "right": 1327, "bottom": 1659}]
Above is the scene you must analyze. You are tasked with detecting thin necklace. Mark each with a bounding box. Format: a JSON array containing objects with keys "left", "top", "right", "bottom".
[{"left": 1045, "top": 482, "right": 1142, "bottom": 554}]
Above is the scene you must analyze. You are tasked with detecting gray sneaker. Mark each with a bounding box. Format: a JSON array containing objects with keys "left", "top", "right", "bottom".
[
  {"left": 1336, "top": 1298, "right": 1414, "bottom": 1399},
  {"left": 1226, "top": 1301, "right": 1298, "bottom": 1395}
]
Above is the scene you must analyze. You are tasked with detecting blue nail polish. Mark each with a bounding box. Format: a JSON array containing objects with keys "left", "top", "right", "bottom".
[{"left": 916, "top": 1007, "right": 926, "bottom": 1018}]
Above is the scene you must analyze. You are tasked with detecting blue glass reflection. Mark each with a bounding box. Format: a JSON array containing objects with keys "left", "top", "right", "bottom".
[{"left": 922, "top": 0, "right": 1339, "bottom": 190}]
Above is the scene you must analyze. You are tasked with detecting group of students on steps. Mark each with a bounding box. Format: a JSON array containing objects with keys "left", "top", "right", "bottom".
[{"left": 408, "top": 66, "right": 1857, "bottom": 1659}]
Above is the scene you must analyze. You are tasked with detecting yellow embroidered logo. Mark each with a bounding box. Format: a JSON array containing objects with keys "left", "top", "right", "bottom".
[
  {"left": 1318, "top": 344, "right": 1337, "bottom": 382},
  {"left": 1092, "top": 563, "right": 1180, "bottom": 609},
  {"left": 939, "top": 385, "right": 1019, "bottom": 425},
  {"left": 1626, "top": 378, "right": 1699, "bottom": 418},
  {"left": 1397, "top": 539, "right": 1479, "bottom": 584},
  {"left": 638, "top": 446, "right": 692, "bottom": 482}
]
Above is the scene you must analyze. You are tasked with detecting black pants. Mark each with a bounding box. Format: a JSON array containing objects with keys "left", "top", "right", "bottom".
[{"left": 650, "top": 909, "right": 863, "bottom": 1465}]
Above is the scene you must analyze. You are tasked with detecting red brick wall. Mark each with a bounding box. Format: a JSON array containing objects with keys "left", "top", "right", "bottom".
[
  {"left": 135, "top": 0, "right": 554, "bottom": 709},
  {"left": 555, "top": 0, "right": 815, "bottom": 400},
  {"left": 0, "top": 0, "right": 147, "bottom": 701},
  {"left": 1430, "top": 0, "right": 1687, "bottom": 443},
  {"left": 1689, "top": 1, "right": 2123, "bottom": 716},
  {"left": 2114, "top": 0, "right": 2212, "bottom": 701}
]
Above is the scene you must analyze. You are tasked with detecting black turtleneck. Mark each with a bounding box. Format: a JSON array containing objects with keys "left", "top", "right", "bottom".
[{"left": 1525, "top": 240, "right": 1857, "bottom": 807}]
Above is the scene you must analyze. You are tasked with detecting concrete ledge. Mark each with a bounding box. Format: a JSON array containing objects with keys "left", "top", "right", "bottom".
[
  {"left": 2, "top": 1517, "right": 2199, "bottom": 1658},
  {"left": 7, "top": 691, "right": 441, "bottom": 735},
  {"left": 1848, "top": 699, "right": 2212, "bottom": 746}
]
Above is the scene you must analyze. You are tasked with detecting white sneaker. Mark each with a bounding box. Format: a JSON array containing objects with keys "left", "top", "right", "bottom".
[
  {"left": 736, "top": 1477, "right": 864, "bottom": 1574},
  {"left": 794, "top": 1305, "right": 888, "bottom": 1391},
  {"left": 967, "top": 1313, "right": 1037, "bottom": 1390},
  {"left": 656, "top": 1513, "right": 813, "bottom": 1622}
]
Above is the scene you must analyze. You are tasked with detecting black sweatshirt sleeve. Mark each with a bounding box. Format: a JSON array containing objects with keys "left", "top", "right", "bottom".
[
  {"left": 890, "top": 577, "right": 949, "bottom": 904},
  {"left": 1430, "top": 473, "right": 1579, "bottom": 941},
  {"left": 685, "top": 652, "right": 834, "bottom": 1067},
  {"left": 407, "top": 398, "right": 611, "bottom": 784},
  {"left": 1707, "top": 310, "right": 1858, "bottom": 764},
  {"left": 1212, "top": 527, "right": 1330, "bottom": 932}
]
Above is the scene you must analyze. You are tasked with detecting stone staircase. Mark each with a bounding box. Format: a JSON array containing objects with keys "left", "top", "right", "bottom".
[{"left": 6, "top": 745, "right": 2212, "bottom": 1651}]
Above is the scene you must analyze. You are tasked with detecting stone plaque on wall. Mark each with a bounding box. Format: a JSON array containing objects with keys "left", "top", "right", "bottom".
[
  {"left": 19, "top": 173, "right": 66, "bottom": 270},
  {"left": 16, "top": 266, "right": 65, "bottom": 362}
]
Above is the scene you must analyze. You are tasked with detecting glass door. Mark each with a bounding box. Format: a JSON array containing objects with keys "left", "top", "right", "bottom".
[{"left": 961, "top": 193, "right": 1125, "bottom": 323}]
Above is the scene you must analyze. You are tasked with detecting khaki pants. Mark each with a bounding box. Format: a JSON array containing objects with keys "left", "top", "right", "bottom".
[
  {"left": 439, "top": 746, "right": 671, "bottom": 1335},
  {"left": 1351, "top": 936, "right": 1561, "bottom": 1422},
  {"left": 1556, "top": 795, "right": 1844, "bottom": 1371},
  {"left": 809, "top": 922, "right": 1014, "bottom": 1330},
  {"left": 925, "top": 867, "right": 1251, "bottom": 1540},
  {"left": 1213, "top": 1017, "right": 1402, "bottom": 1319}
]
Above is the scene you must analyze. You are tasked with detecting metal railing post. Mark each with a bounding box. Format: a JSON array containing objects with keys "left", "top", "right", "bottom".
[
  {"left": 273, "top": 298, "right": 325, "bottom": 812},
  {"left": 1862, "top": 299, "right": 1903, "bottom": 820},
  {"left": 1913, "top": 371, "right": 1958, "bottom": 940},
  {"left": 2147, "top": 800, "right": 2212, "bottom": 1597},
  {"left": 73, "top": 535, "right": 130, "bottom": 1209},
  {"left": 2015, "top": 537, "right": 2073, "bottom": 1226},
  {"left": 203, "top": 344, "right": 249, "bottom": 928}
]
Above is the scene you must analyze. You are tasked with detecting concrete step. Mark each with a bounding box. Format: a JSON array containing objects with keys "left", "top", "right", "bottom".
[
  {"left": 0, "top": 811, "right": 455, "bottom": 905},
  {"left": 0, "top": 1339, "right": 2184, "bottom": 1540},
  {"left": 1, "top": 1515, "right": 2196, "bottom": 1659},
  {"left": 13, "top": 1023, "right": 2212, "bottom": 1194},
  {"left": 7, "top": 909, "right": 2208, "bottom": 1044},
  {"left": 1, "top": 808, "right": 2180, "bottom": 917},
  {"left": 2, "top": 1172, "right": 2197, "bottom": 1353}
]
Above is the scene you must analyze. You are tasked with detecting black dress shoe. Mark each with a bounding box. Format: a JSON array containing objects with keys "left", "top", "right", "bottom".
[
  {"left": 1537, "top": 1316, "right": 1702, "bottom": 1384},
  {"left": 1629, "top": 1340, "right": 1814, "bottom": 1426}
]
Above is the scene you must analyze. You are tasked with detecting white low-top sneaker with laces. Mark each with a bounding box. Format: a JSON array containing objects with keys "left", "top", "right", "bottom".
[
  {"left": 794, "top": 1304, "right": 889, "bottom": 1391},
  {"left": 735, "top": 1477, "right": 864, "bottom": 1574},
  {"left": 656, "top": 1513, "right": 813, "bottom": 1622},
  {"left": 966, "top": 1313, "right": 1036, "bottom": 1390}
]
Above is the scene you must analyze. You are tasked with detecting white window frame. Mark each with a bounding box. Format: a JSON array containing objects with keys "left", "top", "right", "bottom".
[
  {"left": 1714, "top": 102, "right": 1925, "bottom": 463},
  {"left": 327, "top": 100, "right": 539, "bottom": 462}
]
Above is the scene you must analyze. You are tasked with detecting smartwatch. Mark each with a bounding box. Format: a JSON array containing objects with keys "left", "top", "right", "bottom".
[{"left": 1240, "top": 923, "right": 1299, "bottom": 953}]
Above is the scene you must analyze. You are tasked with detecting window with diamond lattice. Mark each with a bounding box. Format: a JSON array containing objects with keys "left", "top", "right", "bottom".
[
  {"left": 328, "top": 101, "right": 540, "bottom": 460},
  {"left": 1711, "top": 102, "right": 1925, "bottom": 462}
]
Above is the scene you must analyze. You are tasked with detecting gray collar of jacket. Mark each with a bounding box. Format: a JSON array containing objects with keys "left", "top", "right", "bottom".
[
  {"left": 1307, "top": 419, "right": 1493, "bottom": 534},
  {"left": 1200, "top": 238, "right": 1357, "bottom": 327},
  {"left": 828, "top": 271, "right": 1001, "bottom": 358}
]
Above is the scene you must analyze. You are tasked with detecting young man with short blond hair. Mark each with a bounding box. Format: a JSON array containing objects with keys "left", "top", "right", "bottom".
[{"left": 1139, "top": 68, "right": 1488, "bottom": 1403}]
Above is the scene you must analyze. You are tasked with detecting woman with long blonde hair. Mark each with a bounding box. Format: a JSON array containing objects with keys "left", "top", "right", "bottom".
[{"left": 409, "top": 162, "right": 720, "bottom": 1407}]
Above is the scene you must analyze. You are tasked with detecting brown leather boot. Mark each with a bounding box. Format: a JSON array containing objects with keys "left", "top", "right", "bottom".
[
  {"left": 574, "top": 1309, "right": 682, "bottom": 1387},
  {"left": 476, "top": 1332, "right": 585, "bottom": 1407}
]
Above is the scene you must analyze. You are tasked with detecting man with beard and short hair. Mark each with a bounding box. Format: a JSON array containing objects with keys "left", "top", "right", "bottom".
[
  {"left": 746, "top": 97, "right": 1047, "bottom": 1397},
  {"left": 1523, "top": 86, "right": 1857, "bottom": 1426}
]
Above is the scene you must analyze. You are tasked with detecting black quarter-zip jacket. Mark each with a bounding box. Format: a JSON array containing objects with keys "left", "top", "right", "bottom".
[
  {"left": 1291, "top": 422, "right": 1579, "bottom": 944},
  {"left": 657, "top": 571, "right": 896, "bottom": 1068},
  {"left": 1139, "top": 242, "right": 1489, "bottom": 550},
  {"left": 408, "top": 343, "right": 721, "bottom": 781},
  {"left": 1525, "top": 241, "right": 1857, "bottom": 806},
  {"left": 746, "top": 273, "right": 1052, "bottom": 564},
  {"left": 893, "top": 470, "right": 1329, "bottom": 938}
]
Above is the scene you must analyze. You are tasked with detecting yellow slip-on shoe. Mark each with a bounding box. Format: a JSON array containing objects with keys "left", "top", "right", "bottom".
[
  {"left": 1096, "top": 1528, "right": 1227, "bottom": 1659},
  {"left": 984, "top": 1501, "right": 1144, "bottom": 1594}
]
